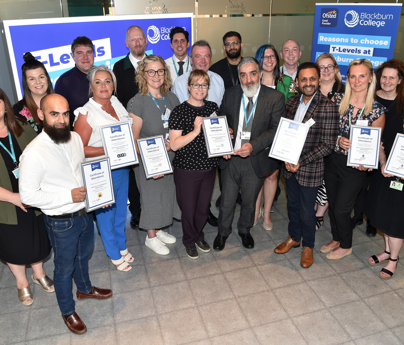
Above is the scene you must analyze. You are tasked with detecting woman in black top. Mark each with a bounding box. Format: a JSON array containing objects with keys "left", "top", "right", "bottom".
[{"left": 169, "top": 70, "right": 220, "bottom": 259}]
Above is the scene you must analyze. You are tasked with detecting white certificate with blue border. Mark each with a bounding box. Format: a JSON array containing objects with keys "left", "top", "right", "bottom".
[
  {"left": 81, "top": 157, "right": 115, "bottom": 212},
  {"left": 100, "top": 121, "right": 138, "bottom": 170},
  {"left": 202, "top": 116, "right": 234, "bottom": 158},
  {"left": 137, "top": 135, "right": 173, "bottom": 179},
  {"left": 268, "top": 117, "right": 310, "bottom": 165},
  {"left": 384, "top": 133, "right": 404, "bottom": 178},
  {"left": 348, "top": 125, "right": 381, "bottom": 169}
]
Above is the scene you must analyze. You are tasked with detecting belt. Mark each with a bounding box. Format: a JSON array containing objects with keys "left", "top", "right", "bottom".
[{"left": 48, "top": 208, "right": 86, "bottom": 219}]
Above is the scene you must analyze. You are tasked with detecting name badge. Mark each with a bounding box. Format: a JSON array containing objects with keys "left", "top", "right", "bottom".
[
  {"left": 305, "top": 118, "right": 315, "bottom": 127},
  {"left": 162, "top": 108, "right": 171, "bottom": 121},
  {"left": 163, "top": 122, "right": 168, "bottom": 129},
  {"left": 356, "top": 120, "right": 368, "bottom": 127},
  {"left": 390, "top": 181, "right": 403, "bottom": 191},
  {"left": 240, "top": 132, "right": 251, "bottom": 140},
  {"left": 12, "top": 167, "right": 19, "bottom": 179},
  {"left": 165, "top": 133, "right": 170, "bottom": 141}
]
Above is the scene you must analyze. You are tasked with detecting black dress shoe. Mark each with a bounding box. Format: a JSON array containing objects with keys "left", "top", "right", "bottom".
[
  {"left": 130, "top": 215, "right": 139, "bottom": 229},
  {"left": 238, "top": 232, "right": 254, "bottom": 249},
  {"left": 215, "top": 196, "right": 221, "bottom": 208},
  {"left": 213, "top": 234, "right": 228, "bottom": 251},
  {"left": 366, "top": 221, "right": 377, "bottom": 237},
  {"left": 207, "top": 211, "right": 218, "bottom": 227}
]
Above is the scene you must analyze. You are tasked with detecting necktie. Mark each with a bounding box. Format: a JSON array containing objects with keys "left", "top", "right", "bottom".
[
  {"left": 178, "top": 61, "right": 185, "bottom": 76},
  {"left": 245, "top": 97, "right": 254, "bottom": 129}
]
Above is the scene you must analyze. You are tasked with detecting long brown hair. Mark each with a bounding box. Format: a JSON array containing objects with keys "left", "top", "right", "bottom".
[{"left": 0, "top": 88, "right": 24, "bottom": 137}]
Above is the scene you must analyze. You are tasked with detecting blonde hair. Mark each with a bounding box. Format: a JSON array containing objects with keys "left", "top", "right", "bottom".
[
  {"left": 136, "top": 55, "right": 172, "bottom": 96},
  {"left": 339, "top": 59, "right": 376, "bottom": 116},
  {"left": 316, "top": 53, "right": 343, "bottom": 91}
]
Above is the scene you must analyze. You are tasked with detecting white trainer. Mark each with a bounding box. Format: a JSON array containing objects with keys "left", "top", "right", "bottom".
[
  {"left": 145, "top": 236, "right": 170, "bottom": 255},
  {"left": 156, "top": 230, "right": 177, "bottom": 244}
]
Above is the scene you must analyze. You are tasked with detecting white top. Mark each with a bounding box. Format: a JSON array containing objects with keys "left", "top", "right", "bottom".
[
  {"left": 165, "top": 55, "right": 190, "bottom": 84},
  {"left": 74, "top": 95, "right": 131, "bottom": 160},
  {"left": 172, "top": 70, "right": 225, "bottom": 107},
  {"left": 19, "top": 132, "right": 86, "bottom": 216},
  {"left": 129, "top": 53, "right": 146, "bottom": 70},
  {"left": 234, "top": 85, "right": 261, "bottom": 150}
]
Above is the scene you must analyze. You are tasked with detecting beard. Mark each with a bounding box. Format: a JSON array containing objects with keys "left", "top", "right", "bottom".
[
  {"left": 43, "top": 118, "right": 71, "bottom": 144},
  {"left": 227, "top": 48, "right": 241, "bottom": 59},
  {"left": 241, "top": 82, "right": 260, "bottom": 98}
]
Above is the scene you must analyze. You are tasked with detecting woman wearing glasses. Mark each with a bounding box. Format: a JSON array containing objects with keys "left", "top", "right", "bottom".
[
  {"left": 169, "top": 70, "right": 219, "bottom": 259},
  {"left": 128, "top": 55, "right": 180, "bottom": 256}
]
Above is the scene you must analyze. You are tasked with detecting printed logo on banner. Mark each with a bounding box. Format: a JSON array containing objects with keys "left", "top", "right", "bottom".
[
  {"left": 320, "top": 8, "right": 339, "bottom": 27},
  {"left": 147, "top": 26, "right": 161, "bottom": 44},
  {"left": 344, "top": 9, "right": 395, "bottom": 28},
  {"left": 344, "top": 10, "right": 360, "bottom": 28}
]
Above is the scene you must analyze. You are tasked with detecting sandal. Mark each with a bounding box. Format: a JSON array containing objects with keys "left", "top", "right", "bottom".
[
  {"left": 120, "top": 249, "right": 134, "bottom": 263},
  {"left": 380, "top": 257, "right": 399, "bottom": 280},
  {"left": 368, "top": 250, "right": 390, "bottom": 266},
  {"left": 111, "top": 257, "right": 132, "bottom": 272},
  {"left": 32, "top": 274, "right": 55, "bottom": 293},
  {"left": 316, "top": 216, "right": 324, "bottom": 231},
  {"left": 18, "top": 286, "right": 34, "bottom": 306}
]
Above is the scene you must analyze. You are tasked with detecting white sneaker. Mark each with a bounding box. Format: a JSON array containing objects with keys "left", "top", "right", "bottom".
[
  {"left": 156, "top": 230, "right": 177, "bottom": 244},
  {"left": 145, "top": 236, "right": 170, "bottom": 255}
]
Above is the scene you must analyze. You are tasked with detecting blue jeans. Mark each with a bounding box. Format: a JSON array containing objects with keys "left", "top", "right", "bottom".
[
  {"left": 44, "top": 212, "right": 94, "bottom": 316},
  {"left": 285, "top": 174, "right": 318, "bottom": 248}
]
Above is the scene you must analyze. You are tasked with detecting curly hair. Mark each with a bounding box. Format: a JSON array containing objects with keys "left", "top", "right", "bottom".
[
  {"left": 136, "top": 55, "right": 172, "bottom": 96},
  {"left": 316, "top": 53, "right": 343, "bottom": 93}
]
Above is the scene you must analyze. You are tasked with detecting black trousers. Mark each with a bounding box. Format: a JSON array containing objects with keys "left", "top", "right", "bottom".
[{"left": 128, "top": 167, "right": 141, "bottom": 218}]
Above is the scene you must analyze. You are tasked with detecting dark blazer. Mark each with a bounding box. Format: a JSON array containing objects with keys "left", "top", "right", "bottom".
[
  {"left": 113, "top": 54, "right": 139, "bottom": 109},
  {"left": 281, "top": 92, "right": 339, "bottom": 187},
  {"left": 219, "top": 85, "right": 285, "bottom": 178}
]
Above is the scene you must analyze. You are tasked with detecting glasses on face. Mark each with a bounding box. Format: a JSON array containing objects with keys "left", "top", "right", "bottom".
[
  {"left": 319, "top": 64, "right": 335, "bottom": 72},
  {"left": 224, "top": 41, "right": 240, "bottom": 47},
  {"left": 263, "top": 55, "right": 276, "bottom": 60},
  {"left": 190, "top": 83, "right": 209, "bottom": 89},
  {"left": 145, "top": 69, "right": 165, "bottom": 77}
]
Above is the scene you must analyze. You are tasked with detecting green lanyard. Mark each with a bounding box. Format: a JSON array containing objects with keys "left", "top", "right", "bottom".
[
  {"left": 0, "top": 129, "right": 17, "bottom": 166},
  {"left": 172, "top": 57, "right": 190, "bottom": 76}
]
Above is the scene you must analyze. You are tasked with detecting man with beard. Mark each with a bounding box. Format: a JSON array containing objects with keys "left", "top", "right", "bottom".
[
  {"left": 19, "top": 94, "right": 112, "bottom": 335},
  {"left": 213, "top": 57, "right": 284, "bottom": 251},
  {"left": 210, "top": 31, "right": 243, "bottom": 89},
  {"left": 165, "top": 27, "right": 191, "bottom": 84},
  {"left": 274, "top": 62, "right": 339, "bottom": 268}
]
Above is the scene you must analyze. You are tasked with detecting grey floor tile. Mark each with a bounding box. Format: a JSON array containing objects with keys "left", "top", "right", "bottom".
[
  {"left": 199, "top": 299, "right": 249, "bottom": 337},
  {"left": 124, "top": 227, "right": 141, "bottom": 246},
  {"left": 249, "top": 225, "right": 272, "bottom": 243},
  {"left": 224, "top": 266, "right": 269, "bottom": 297},
  {"left": 237, "top": 290, "right": 288, "bottom": 327},
  {"left": 253, "top": 319, "right": 307, "bottom": 345},
  {"left": 151, "top": 281, "right": 195, "bottom": 314},
  {"left": 354, "top": 330, "right": 403, "bottom": 345},
  {"left": 87, "top": 270, "right": 112, "bottom": 290},
  {"left": 325, "top": 251, "right": 367, "bottom": 273},
  {"left": 145, "top": 258, "right": 186, "bottom": 287},
  {"left": 0, "top": 264, "right": 17, "bottom": 289},
  {"left": 188, "top": 274, "right": 234, "bottom": 306},
  {"left": 211, "top": 329, "right": 260, "bottom": 345},
  {"left": 351, "top": 241, "right": 385, "bottom": 265},
  {"left": 204, "top": 231, "right": 241, "bottom": 250},
  {"left": 258, "top": 260, "right": 304, "bottom": 289},
  {"left": 289, "top": 254, "right": 337, "bottom": 281},
  {"left": 0, "top": 311, "right": 30, "bottom": 345},
  {"left": 329, "top": 300, "right": 387, "bottom": 339},
  {"left": 352, "top": 228, "right": 373, "bottom": 246},
  {"left": 158, "top": 308, "right": 209, "bottom": 345},
  {"left": 110, "top": 264, "right": 149, "bottom": 294},
  {"left": 273, "top": 282, "right": 325, "bottom": 317},
  {"left": 247, "top": 240, "right": 286, "bottom": 266},
  {"left": 26, "top": 333, "right": 71, "bottom": 345},
  {"left": 179, "top": 252, "right": 221, "bottom": 279},
  {"left": 75, "top": 297, "right": 114, "bottom": 329},
  {"left": 212, "top": 246, "right": 255, "bottom": 273},
  {"left": 70, "top": 324, "right": 116, "bottom": 345},
  {"left": 116, "top": 316, "right": 164, "bottom": 345},
  {"left": 88, "top": 250, "right": 112, "bottom": 273},
  {"left": 30, "top": 283, "right": 59, "bottom": 310},
  {"left": 265, "top": 219, "right": 291, "bottom": 241},
  {"left": 392, "top": 325, "right": 404, "bottom": 342},
  {"left": 0, "top": 286, "right": 36, "bottom": 315},
  {"left": 183, "top": 340, "right": 212, "bottom": 345},
  {"left": 364, "top": 291, "right": 404, "bottom": 328},
  {"left": 293, "top": 309, "right": 350, "bottom": 345}
]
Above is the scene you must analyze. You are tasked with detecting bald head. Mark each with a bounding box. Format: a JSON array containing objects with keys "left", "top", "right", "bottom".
[
  {"left": 280, "top": 39, "right": 301, "bottom": 71},
  {"left": 40, "top": 94, "right": 69, "bottom": 113},
  {"left": 38, "top": 94, "right": 70, "bottom": 136}
]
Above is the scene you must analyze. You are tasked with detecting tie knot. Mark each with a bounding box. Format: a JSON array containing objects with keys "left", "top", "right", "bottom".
[
  {"left": 178, "top": 61, "right": 185, "bottom": 66},
  {"left": 248, "top": 97, "right": 253, "bottom": 104}
]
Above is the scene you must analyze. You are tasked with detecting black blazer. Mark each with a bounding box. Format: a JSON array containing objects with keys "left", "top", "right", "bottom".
[
  {"left": 113, "top": 54, "right": 139, "bottom": 109},
  {"left": 219, "top": 85, "right": 285, "bottom": 178}
]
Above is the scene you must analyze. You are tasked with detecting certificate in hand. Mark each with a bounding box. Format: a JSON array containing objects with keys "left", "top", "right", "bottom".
[
  {"left": 137, "top": 135, "right": 173, "bottom": 179},
  {"left": 81, "top": 158, "right": 115, "bottom": 212},
  {"left": 384, "top": 133, "right": 404, "bottom": 178},
  {"left": 100, "top": 121, "right": 138, "bottom": 170},
  {"left": 268, "top": 117, "right": 310, "bottom": 165},
  {"left": 202, "top": 116, "right": 234, "bottom": 158},
  {"left": 348, "top": 125, "right": 381, "bottom": 169}
]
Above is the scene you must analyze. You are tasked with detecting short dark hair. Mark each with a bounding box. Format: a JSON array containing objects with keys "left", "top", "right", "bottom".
[
  {"left": 222, "top": 31, "right": 242, "bottom": 44},
  {"left": 296, "top": 62, "right": 320, "bottom": 80},
  {"left": 169, "top": 27, "right": 189, "bottom": 43},
  {"left": 71, "top": 36, "right": 94, "bottom": 54}
]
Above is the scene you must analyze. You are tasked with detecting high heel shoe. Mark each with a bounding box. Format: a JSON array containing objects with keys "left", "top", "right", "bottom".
[
  {"left": 380, "top": 257, "right": 399, "bottom": 280},
  {"left": 32, "top": 274, "right": 55, "bottom": 293},
  {"left": 316, "top": 216, "right": 324, "bottom": 231},
  {"left": 262, "top": 211, "right": 273, "bottom": 230},
  {"left": 18, "top": 286, "right": 34, "bottom": 306},
  {"left": 368, "top": 250, "right": 390, "bottom": 266}
]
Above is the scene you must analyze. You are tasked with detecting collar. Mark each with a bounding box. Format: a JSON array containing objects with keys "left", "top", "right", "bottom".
[
  {"left": 281, "top": 64, "right": 299, "bottom": 79},
  {"left": 299, "top": 91, "right": 317, "bottom": 108},
  {"left": 172, "top": 55, "right": 189, "bottom": 64},
  {"left": 129, "top": 53, "right": 146, "bottom": 69}
]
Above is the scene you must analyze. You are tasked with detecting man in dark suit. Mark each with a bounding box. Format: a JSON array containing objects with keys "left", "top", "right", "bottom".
[
  {"left": 213, "top": 57, "right": 285, "bottom": 251},
  {"left": 274, "top": 62, "right": 339, "bottom": 268}
]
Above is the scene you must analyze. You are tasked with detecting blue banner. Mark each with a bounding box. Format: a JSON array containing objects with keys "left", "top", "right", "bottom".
[{"left": 311, "top": 4, "right": 402, "bottom": 82}]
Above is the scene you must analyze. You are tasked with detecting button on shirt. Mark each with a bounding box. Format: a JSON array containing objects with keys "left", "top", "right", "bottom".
[
  {"left": 19, "top": 132, "right": 86, "bottom": 216},
  {"left": 294, "top": 93, "right": 316, "bottom": 123}
]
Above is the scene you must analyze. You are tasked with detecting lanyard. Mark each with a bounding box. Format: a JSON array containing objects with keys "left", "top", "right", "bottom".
[
  {"left": 0, "top": 129, "right": 17, "bottom": 165},
  {"left": 149, "top": 92, "right": 167, "bottom": 116},
  {"left": 242, "top": 95, "right": 258, "bottom": 127},
  {"left": 172, "top": 57, "right": 190, "bottom": 76},
  {"left": 349, "top": 100, "right": 366, "bottom": 127},
  {"left": 227, "top": 60, "right": 239, "bottom": 86}
]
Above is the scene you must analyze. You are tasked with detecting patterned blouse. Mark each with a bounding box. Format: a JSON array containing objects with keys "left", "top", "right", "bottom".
[{"left": 334, "top": 93, "right": 385, "bottom": 155}]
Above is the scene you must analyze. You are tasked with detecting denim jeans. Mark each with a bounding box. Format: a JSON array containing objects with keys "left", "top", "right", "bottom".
[{"left": 44, "top": 212, "right": 94, "bottom": 316}]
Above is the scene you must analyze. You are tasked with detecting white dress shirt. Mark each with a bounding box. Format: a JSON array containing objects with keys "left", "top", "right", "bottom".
[
  {"left": 129, "top": 53, "right": 146, "bottom": 70},
  {"left": 165, "top": 55, "right": 190, "bottom": 84},
  {"left": 19, "top": 132, "right": 86, "bottom": 216},
  {"left": 294, "top": 92, "right": 316, "bottom": 123}
]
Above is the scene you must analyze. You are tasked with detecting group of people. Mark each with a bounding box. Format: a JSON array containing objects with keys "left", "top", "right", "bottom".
[{"left": 1, "top": 24, "right": 403, "bottom": 335}]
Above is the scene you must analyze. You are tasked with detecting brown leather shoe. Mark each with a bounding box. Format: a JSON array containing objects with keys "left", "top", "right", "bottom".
[
  {"left": 274, "top": 237, "right": 301, "bottom": 254},
  {"left": 76, "top": 286, "right": 113, "bottom": 300},
  {"left": 301, "top": 247, "right": 314, "bottom": 268},
  {"left": 62, "top": 312, "right": 87, "bottom": 334}
]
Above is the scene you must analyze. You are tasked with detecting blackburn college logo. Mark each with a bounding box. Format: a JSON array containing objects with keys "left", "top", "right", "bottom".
[
  {"left": 344, "top": 10, "right": 360, "bottom": 27},
  {"left": 147, "top": 26, "right": 160, "bottom": 44}
]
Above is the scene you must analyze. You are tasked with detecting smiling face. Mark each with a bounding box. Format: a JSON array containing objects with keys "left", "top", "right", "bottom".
[
  {"left": 318, "top": 57, "right": 337, "bottom": 83},
  {"left": 239, "top": 62, "right": 260, "bottom": 97},
  {"left": 280, "top": 40, "right": 301, "bottom": 70},
  {"left": 171, "top": 33, "right": 190, "bottom": 60},
  {"left": 126, "top": 27, "right": 147, "bottom": 59},
  {"left": 348, "top": 64, "right": 372, "bottom": 94},
  {"left": 145, "top": 61, "right": 165, "bottom": 92},
  {"left": 72, "top": 45, "right": 94, "bottom": 74},
  {"left": 188, "top": 77, "right": 209, "bottom": 102},
  {"left": 191, "top": 45, "right": 211, "bottom": 72},
  {"left": 380, "top": 67, "right": 402, "bottom": 94},
  {"left": 262, "top": 48, "right": 277, "bottom": 73},
  {"left": 296, "top": 67, "right": 320, "bottom": 99},
  {"left": 91, "top": 71, "right": 114, "bottom": 102},
  {"left": 26, "top": 67, "right": 48, "bottom": 98}
]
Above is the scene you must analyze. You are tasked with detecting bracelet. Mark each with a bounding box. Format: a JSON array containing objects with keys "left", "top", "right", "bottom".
[{"left": 380, "top": 161, "right": 386, "bottom": 165}]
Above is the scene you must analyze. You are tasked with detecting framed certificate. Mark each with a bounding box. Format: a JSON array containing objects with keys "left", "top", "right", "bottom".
[
  {"left": 137, "top": 135, "right": 173, "bottom": 179},
  {"left": 348, "top": 125, "right": 381, "bottom": 169},
  {"left": 100, "top": 121, "right": 138, "bottom": 170},
  {"left": 268, "top": 117, "right": 310, "bottom": 165},
  {"left": 202, "top": 116, "right": 234, "bottom": 158},
  {"left": 81, "top": 157, "right": 115, "bottom": 212},
  {"left": 385, "top": 133, "right": 404, "bottom": 178}
]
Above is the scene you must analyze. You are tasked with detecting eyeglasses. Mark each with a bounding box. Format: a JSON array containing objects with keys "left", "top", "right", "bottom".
[
  {"left": 224, "top": 41, "right": 241, "bottom": 47},
  {"left": 319, "top": 65, "right": 335, "bottom": 72},
  {"left": 190, "top": 83, "right": 209, "bottom": 89},
  {"left": 145, "top": 69, "right": 165, "bottom": 77},
  {"left": 263, "top": 55, "right": 276, "bottom": 60}
]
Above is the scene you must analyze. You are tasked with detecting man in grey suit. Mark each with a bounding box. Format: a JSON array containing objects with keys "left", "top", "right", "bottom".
[{"left": 214, "top": 57, "right": 285, "bottom": 250}]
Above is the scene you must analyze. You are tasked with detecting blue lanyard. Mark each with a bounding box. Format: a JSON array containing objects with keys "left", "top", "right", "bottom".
[
  {"left": 0, "top": 129, "right": 17, "bottom": 165},
  {"left": 242, "top": 95, "right": 258, "bottom": 127},
  {"left": 149, "top": 92, "right": 167, "bottom": 116},
  {"left": 172, "top": 57, "right": 190, "bottom": 76}
]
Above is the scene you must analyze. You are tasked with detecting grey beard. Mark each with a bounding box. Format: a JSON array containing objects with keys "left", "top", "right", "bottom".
[{"left": 241, "top": 83, "right": 259, "bottom": 98}]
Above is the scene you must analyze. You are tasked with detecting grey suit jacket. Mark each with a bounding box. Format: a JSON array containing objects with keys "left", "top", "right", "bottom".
[{"left": 219, "top": 85, "right": 285, "bottom": 178}]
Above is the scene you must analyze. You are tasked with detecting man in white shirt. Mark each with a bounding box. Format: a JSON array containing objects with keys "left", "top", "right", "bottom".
[
  {"left": 280, "top": 39, "right": 302, "bottom": 80},
  {"left": 19, "top": 94, "right": 112, "bottom": 335},
  {"left": 165, "top": 27, "right": 191, "bottom": 84}
]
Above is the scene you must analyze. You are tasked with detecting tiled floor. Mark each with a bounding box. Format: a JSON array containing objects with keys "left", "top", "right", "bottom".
[{"left": 1, "top": 180, "right": 404, "bottom": 345}]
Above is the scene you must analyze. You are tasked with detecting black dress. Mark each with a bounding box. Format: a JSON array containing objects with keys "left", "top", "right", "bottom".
[
  {"left": 0, "top": 134, "right": 51, "bottom": 264},
  {"left": 365, "top": 96, "right": 404, "bottom": 238}
]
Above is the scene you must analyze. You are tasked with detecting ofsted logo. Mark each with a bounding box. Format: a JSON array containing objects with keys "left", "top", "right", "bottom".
[{"left": 320, "top": 8, "right": 338, "bottom": 27}]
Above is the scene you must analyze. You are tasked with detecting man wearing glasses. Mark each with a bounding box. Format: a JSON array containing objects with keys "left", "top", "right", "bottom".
[{"left": 210, "top": 31, "right": 244, "bottom": 89}]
